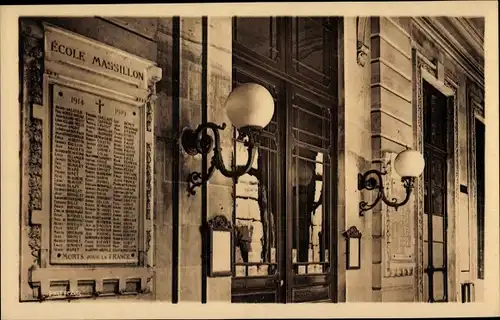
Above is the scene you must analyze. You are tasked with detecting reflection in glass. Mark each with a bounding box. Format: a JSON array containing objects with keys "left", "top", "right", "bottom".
[
  {"left": 234, "top": 17, "right": 279, "bottom": 61},
  {"left": 233, "top": 132, "right": 278, "bottom": 277},
  {"left": 292, "top": 151, "right": 328, "bottom": 274},
  {"left": 291, "top": 17, "right": 333, "bottom": 86}
]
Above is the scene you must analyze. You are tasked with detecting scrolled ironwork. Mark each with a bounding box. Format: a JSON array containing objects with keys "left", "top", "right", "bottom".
[
  {"left": 181, "top": 122, "right": 262, "bottom": 195},
  {"left": 358, "top": 169, "right": 415, "bottom": 216}
]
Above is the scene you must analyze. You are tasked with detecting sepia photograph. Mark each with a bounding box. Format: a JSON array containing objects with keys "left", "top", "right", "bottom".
[{"left": 1, "top": 1, "right": 499, "bottom": 319}]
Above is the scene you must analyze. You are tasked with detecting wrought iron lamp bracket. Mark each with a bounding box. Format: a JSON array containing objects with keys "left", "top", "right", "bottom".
[
  {"left": 357, "top": 169, "right": 415, "bottom": 216},
  {"left": 181, "top": 123, "right": 262, "bottom": 195}
]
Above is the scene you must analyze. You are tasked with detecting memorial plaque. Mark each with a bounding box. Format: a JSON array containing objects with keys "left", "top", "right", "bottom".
[
  {"left": 45, "top": 25, "right": 151, "bottom": 89},
  {"left": 50, "top": 84, "right": 141, "bottom": 264}
]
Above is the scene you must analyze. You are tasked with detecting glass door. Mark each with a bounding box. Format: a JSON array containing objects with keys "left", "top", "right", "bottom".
[{"left": 422, "top": 81, "right": 449, "bottom": 303}]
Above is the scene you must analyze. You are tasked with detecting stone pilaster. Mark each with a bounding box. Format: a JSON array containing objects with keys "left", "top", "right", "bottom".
[
  {"left": 342, "top": 17, "right": 373, "bottom": 302},
  {"left": 206, "top": 16, "right": 233, "bottom": 302},
  {"left": 153, "top": 17, "right": 174, "bottom": 301},
  {"left": 370, "top": 17, "right": 415, "bottom": 302}
]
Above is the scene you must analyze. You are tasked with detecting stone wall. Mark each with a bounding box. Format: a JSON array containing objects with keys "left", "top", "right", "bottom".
[
  {"left": 341, "top": 17, "right": 373, "bottom": 302},
  {"left": 17, "top": 15, "right": 484, "bottom": 304},
  {"left": 18, "top": 16, "right": 235, "bottom": 303}
]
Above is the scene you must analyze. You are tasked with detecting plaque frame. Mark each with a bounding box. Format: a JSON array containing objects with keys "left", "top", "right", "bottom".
[
  {"left": 205, "top": 215, "right": 234, "bottom": 277},
  {"left": 343, "top": 226, "right": 362, "bottom": 270},
  {"left": 20, "top": 21, "right": 162, "bottom": 300}
]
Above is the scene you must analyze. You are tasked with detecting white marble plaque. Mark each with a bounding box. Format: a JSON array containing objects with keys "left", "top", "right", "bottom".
[
  {"left": 50, "top": 84, "right": 141, "bottom": 264},
  {"left": 349, "top": 238, "right": 360, "bottom": 268},
  {"left": 212, "top": 231, "right": 232, "bottom": 273}
]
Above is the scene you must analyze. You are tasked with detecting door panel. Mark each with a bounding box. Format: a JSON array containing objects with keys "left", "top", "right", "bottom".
[
  {"left": 288, "top": 86, "right": 334, "bottom": 303},
  {"left": 231, "top": 66, "right": 284, "bottom": 303}
]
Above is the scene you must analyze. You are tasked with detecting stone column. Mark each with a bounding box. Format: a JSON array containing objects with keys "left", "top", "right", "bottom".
[
  {"left": 341, "top": 17, "right": 373, "bottom": 302},
  {"left": 153, "top": 17, "right": 175, "bottom": 301},
  {"left": 205, "top": 16, "right": 233, "bottom": 302},
  {"left": 177, "top": 17, "right": 205, "bottom": 302},
  {"left": 370, "top": 17, "right": 415, "bottom": 302}
]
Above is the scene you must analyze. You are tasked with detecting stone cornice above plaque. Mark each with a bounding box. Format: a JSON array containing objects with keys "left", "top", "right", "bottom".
[{"left": 43, "top": 24, "right": 162, "bottom": 91}]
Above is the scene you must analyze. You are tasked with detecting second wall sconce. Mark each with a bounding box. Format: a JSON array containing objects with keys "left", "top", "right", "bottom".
[
  {"left": 358, "top": 149, "right": 425, "bottom": 216},
  {"left": 180, "top": 83, "right": 275, "bottom": 195}
]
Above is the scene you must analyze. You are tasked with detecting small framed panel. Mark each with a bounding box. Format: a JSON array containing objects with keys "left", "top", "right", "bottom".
[
  {"left": 207, "top": 215, "right": 233, "bottom": 277},
  {"left": 343, "top": 226, "right": 362, "bottom": 270}
]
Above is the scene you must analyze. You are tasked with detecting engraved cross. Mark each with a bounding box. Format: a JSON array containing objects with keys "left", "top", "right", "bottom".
[{"left": 96, "top": 99, "right": 104, "bottom": 113}]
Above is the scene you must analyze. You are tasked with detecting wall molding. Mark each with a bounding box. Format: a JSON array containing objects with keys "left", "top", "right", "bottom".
[
  {"left": 371, "top": 57, "right": 412, "bottom": 82},
  {"left": 412, "top": 17, "right": 484, "bottom": 89},
  {"left": 370, "top": 33, "right": 412, "bottom": 60},
  {"left": 370, "top": 108, "right": 412, "bottom": 128},
  {"left": 448, "top": 17, "right": 484, "bottom": 60},
  {"left": 385, "top": 17, "right": 411, "bottom": 39},
  {"left": 370, "top": 83, "right": 412, "bottom": 103}
]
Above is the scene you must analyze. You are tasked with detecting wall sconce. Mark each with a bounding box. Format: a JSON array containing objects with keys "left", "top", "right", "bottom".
[
  {"left": 358, "top": 149, "right": 425, "bottom": 216},
  {"left": 180, "top": 83, "right": 275, "bottom": 195}
]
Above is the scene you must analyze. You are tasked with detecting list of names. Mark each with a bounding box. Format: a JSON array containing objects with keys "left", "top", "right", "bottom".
[{"left": 51, "top": 85, "right": 140, "bottom": 264}]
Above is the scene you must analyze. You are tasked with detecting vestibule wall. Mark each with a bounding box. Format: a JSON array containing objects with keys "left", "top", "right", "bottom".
[
  {"left": 18, "top": 15, "right": 483, "bottom": 303},
  {"left": 153, "top": 17, "right": 234, "bottom": 302},
  {"left": 341, "top": 16, "right": 484, "bottom": 302},
  {"left": 19, "top": 16, "right": 234, "bottom": 302}
]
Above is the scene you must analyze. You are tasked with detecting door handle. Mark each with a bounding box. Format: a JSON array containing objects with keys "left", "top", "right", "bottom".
[{"left": 266, "top": 273, "right": 284, "bottom": 287}]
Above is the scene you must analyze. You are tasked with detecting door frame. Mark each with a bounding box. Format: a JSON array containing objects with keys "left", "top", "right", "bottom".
[
  {"left": 413, "top": 49, "right": 460, "bottom": 302},
  {"left": 468, "top": 86, "right": 485, "bottom": 299}
]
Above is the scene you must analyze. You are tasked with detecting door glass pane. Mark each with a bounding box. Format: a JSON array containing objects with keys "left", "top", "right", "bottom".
[
  {"left": 432, "top": 215, "right": 444, "bottom": 243},
  {"left": 234, "top": 134, "right": 279, "bottom": 277},
  {"left": 431, "top": 189, "right": 444, "bottom": 216},
  {"left": 292, "top": 148, "right": 329, "bottom": 274},
  {"left": 423, "top": 213, "right": 428, "bottom": 240},
  {"left": 293, "top": 17, "right": 326, "bottom": 73},
  {"left": 433, "top": 271, "right": 445, "bottom": 300},
  {"left": 234, "top": 17, "right": 279, "bottom": 61},
  {"left": 431, "top": 157, "right": 445, "bottom": 187},
  {"left": 292, "top": 156, "right": 313, "bottom": 265},
  {"left": 291, "top": 98, "right": 330, "bottom": 149},
  {"left": 291, "top": 17, "right": 333, "bottom": 86},
  {"left": 429, "top": 93, "right": 447, "bottom": 149},
  {"left": 432, "top": 242, "right": 445, "bottom": 268}
]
